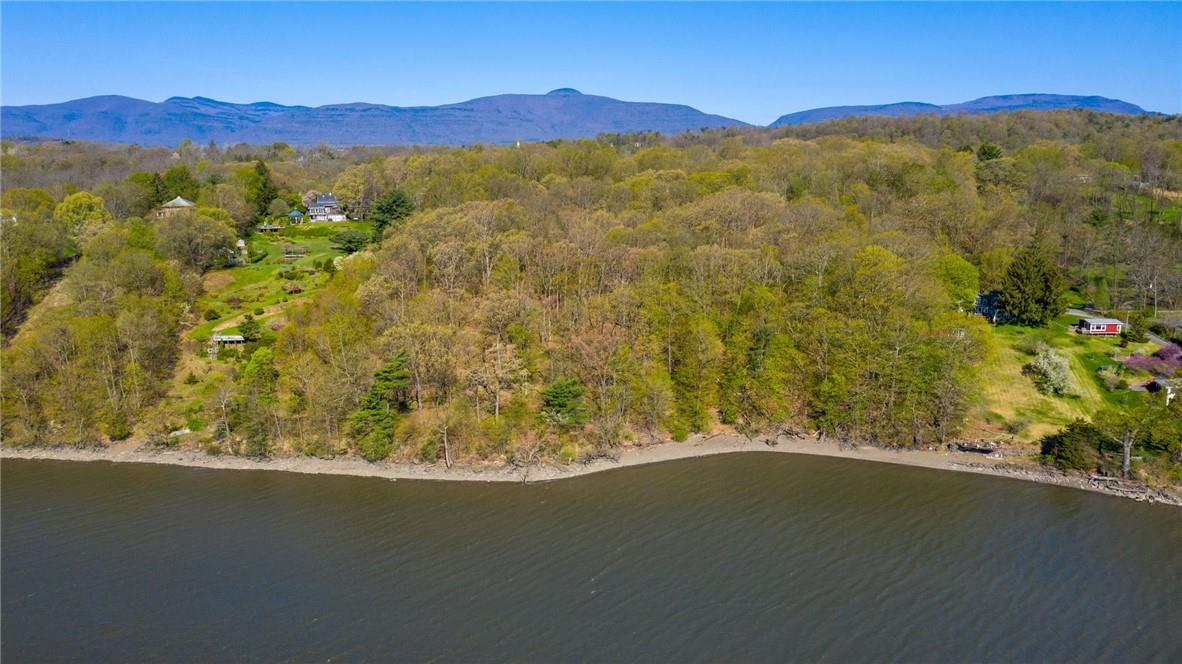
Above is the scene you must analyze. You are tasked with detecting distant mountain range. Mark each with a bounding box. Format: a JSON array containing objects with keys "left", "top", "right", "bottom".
[
  {"left": 769, "top": 94, "right": 1148, "bottom": 126},
  {"left": 0, "top": 89, "right": 745, "bottom": 146},
  {"left": 0, "top": 91, "right": 1152, "bottom": 146}
]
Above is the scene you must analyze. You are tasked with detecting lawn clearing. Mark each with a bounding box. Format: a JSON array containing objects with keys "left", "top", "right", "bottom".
[
  {"left": 977, "top": 312, "right": 1157, "bottom": 441},
  {"left": 189, "top": 221, "right": 372, "bottom": 340}
]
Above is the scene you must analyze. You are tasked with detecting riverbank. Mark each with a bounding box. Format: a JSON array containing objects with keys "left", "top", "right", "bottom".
[{"left": 3, "top": 433, "right": 1179, "bottom": 505}]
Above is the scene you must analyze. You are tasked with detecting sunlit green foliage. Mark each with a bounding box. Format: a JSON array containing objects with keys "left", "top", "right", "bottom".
[{"left": 2, "top": 110, "right": 1180, "bottom": 478}]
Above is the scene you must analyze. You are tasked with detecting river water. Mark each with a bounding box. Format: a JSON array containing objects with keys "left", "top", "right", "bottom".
[{"left": 2, "top": 455, "right": 1180, "bottom": 662}]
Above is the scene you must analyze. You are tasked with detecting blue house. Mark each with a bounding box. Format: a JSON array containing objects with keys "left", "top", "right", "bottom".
[{"left": 308, "top": 193, "right": 345, "bottom": 222}]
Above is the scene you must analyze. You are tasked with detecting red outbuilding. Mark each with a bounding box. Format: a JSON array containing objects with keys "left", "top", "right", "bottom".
[{"left": 1076, "top": 317, "right": 1123, "bottom": 335}]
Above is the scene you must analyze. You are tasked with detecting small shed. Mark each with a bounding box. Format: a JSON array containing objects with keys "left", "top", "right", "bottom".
[
  {"left": 1077, "top": 317, "right": 1123, "bottom": 335},
  {"left": 209, "top": 333, "right": 247, "bottom": 358}
]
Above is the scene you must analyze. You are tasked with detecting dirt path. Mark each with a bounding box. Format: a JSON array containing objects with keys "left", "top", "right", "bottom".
[{"left": 212, "top": 303, "right": 290, "bottom": 331}]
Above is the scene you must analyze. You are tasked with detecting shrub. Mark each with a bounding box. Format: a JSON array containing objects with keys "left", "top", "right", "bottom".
[
  {"left": 559, "top": 442, "right": 578, "bottom": 463},
  {"left": 184, "top": 371, "right": 199, "bottom": 385},
  {"left": 253, "top": 307, "right": 265, "bottom": 315},
  {"left": 1149, "top": 322, "right": 1182, "bottom": 345},
  {"left": 668, "top": 418, "right": 690, "bottom": 442},
  {"left": 1015, "top": 337, "right": 1051, "bottom": 357},
  {"left": 1040, "top": 419, "right": 1100, "bottom": 471},
  {"left": 419, "top": 436, "right": 439, "bottom": 462},
  {"left": 298, "top": 437, "right": 341, "bottom": 459},
  {"left": 203, "top": 308, "right": 221, "bottom": 321},
  {"left": 103, "top": 414, "right": 132, "bottom": 441},
  {"left": 356, "top": 429, "right": 395, "bottom": 462},
  {"left": 331, "top": 230, "right": 370, "bottom": 254},
  {"left": 1123, "top": 343, "right": 1182, "bottom": 375},
  {"left": 1096, "top": 365, "right": 1124, "bottom": 391},
  {"left": 239, "top": 314, "right": 263, "bottom": 342},
  {"left": 1004, "top": 417, "right": 1029, "bottom": 435},
  {"left": 1024, "top": 348, "right": 1075, "bottom": 396},
  {"left": 1120, "top": 313, "right": 1149, "bottom": 344}
]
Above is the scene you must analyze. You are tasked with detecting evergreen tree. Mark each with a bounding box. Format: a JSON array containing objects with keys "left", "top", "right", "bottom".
[
  {"left": 236, "top": 348, "right": 279, "bottom": 457},
  {"left": 331, "top": 229, "right": 370, "bottom": 254},
  {"left": 1040, "top": 419, "right": 1098, "bottom": 471},
  {"left": 976, "top": 143, "right": 1003, "bottom": 161},
  {"left": 349, "top": 351, "right": 411, "bottom": 461},
  {"left": 238, "top": 314, "right": 263, "bottom": 342},
  {"left": 540, "top": 378, "right": 586, "bottom": 431},
  {"left": 369, "top": 189, "right": 415, "bottom": 240},
  {"left": 243, "top": 161, "right": 277, "bottom": 223},
  {"left": 999, "top": 238, "right": 1064, "bottom": 326}
]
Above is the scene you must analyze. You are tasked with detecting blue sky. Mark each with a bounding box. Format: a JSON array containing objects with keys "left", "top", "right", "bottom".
[{"left": 2, "top": 2, "right": 1179, "bottom": 124}]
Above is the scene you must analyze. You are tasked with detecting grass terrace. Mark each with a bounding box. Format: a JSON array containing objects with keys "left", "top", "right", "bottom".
[{"left": 189, "top": 221, "right": 372, "bottom": 341}]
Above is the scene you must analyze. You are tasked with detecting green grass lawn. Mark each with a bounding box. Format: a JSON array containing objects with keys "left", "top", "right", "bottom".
[
  {"left": 149, "top": 222, "right": 374, "bottom": 438},
  {"left": 188, "top": 221, "right": 372, "bottom": 340},
  {"left": 978, "top": 313, "right": 1157, "bottom": 441}
]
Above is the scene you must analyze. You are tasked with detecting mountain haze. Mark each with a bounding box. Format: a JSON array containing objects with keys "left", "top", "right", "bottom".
[
  {"left": 0, "top": 89, "right": 747, "bottom": 146},
  {"left": 770, "top": 94, "right": 1148, "bottom": 126},
  {"left": 1, "top": 91, "right": 1154, "bottom": 145}
]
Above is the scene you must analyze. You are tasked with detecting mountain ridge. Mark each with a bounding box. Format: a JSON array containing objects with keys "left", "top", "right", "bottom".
[
  {"left": 0, "top": 89, "right": 747, "bottom": 146},
  {"left": 769, "top": 93, "right": 1148, "bottom": 126},
  {"left": 0, "top": 91, "right": 1154, "bottom": 146}
]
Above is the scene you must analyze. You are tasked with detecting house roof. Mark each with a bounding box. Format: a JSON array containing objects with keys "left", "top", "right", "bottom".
[
  {"left": 1082, "top": 317, "right": 1123, "bottom": 325},
  {"left": 212, "top": 334, "right": 245, "bottom": 342},
  {"left": 161, "top": 196, "right": 196, "bottom": 208},
  {"left": 313, "top": 194, "right": 338, "bottom": 206}
]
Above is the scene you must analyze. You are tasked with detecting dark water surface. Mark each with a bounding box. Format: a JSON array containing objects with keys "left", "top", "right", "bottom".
[{"left": 3, "top": 455, "right": 1180, "bottom": 663}]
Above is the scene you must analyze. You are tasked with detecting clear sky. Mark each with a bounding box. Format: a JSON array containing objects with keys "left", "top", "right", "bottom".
[{"left": 2, "top": 2, "right": 1179, "bottom": 124}]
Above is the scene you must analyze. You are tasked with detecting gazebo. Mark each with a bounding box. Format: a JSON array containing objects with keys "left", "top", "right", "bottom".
[
  {"left": 156, "top": 196, "right": 196, "bottom": 219},
  {"left": 288, "top": 209, "right": 306, "bottom": 224}
]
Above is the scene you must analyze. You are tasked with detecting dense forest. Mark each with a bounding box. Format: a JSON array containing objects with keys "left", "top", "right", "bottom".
[{"left": 3, "top": 110, "right": 1181, "bottom": 483}]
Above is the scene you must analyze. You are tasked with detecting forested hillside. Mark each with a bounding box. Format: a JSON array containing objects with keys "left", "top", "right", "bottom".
[{"left": 3, "top": 110, "right": 1181, "bottom": 482}]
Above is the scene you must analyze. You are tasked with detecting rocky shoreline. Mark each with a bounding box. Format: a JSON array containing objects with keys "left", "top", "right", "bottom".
[{"left": 3, "top": 433, "right": 1179, "bottom": 506}]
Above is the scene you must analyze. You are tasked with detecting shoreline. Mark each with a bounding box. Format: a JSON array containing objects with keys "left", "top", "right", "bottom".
[{"left": 3, "top": 434, "right": 1179, "bottom": 505}]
